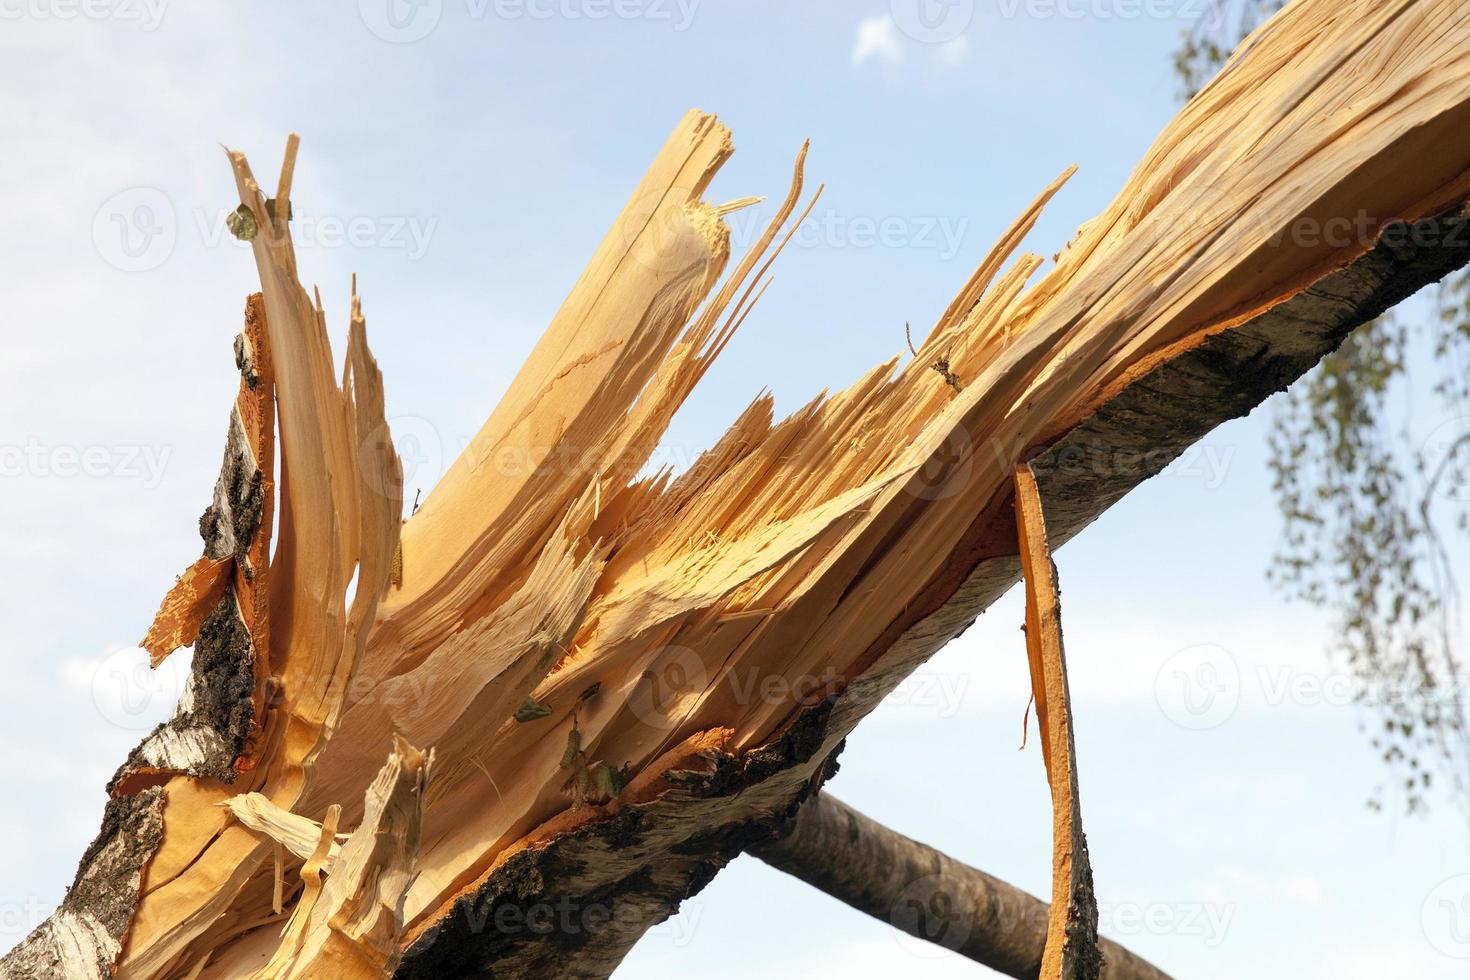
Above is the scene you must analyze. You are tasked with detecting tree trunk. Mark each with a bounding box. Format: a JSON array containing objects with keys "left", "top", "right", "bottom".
[
  {"left": 6, "top": 1, "right": 1470, "bottom": 978},
  {"left": 752, "top": 793, "right": 1171, "bottom": 980}
]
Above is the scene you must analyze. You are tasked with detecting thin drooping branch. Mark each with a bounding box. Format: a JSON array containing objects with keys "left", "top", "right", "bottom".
[{"left": 751, "top": 794, "right": 1171, "bottom": 980}]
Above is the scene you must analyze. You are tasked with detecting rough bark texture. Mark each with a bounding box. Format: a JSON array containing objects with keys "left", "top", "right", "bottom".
[
  {"left": 0, "top": 788, "right": 166, "bottom": 980},
  {"left": 752, "top": 793, "right": 1170, "bottom": 980},
  {"left": 110, "top": 342, "right": 267, "bottom": 790},
  {"left": 396, "top": 710, "right": 843, "bottom": 979},
  {"left": 394, "top": 205, "right": 1470, "bottom": 978}
]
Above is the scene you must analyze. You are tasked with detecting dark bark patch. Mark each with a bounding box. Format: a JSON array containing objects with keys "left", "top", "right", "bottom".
[{"left": 108, "top": 587, "right": 257, "bottom": 792}]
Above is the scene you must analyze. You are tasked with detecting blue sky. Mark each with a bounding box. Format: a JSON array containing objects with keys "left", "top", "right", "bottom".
[{"left": 2, "top": 1, "right": 1469, "bottom": 976}]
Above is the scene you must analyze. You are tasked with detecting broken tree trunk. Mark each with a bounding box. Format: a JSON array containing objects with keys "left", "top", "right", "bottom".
[
  {"left": 6, "top": 0, "right": 1470, "bottom": 977},
  {"left": 751, "top": 793, "right": 1170, "bottom": 980}
]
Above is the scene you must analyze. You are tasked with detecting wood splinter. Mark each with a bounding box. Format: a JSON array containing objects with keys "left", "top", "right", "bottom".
[{"left": 1016, "top": 461, "right": 1101, "bottom": 980}]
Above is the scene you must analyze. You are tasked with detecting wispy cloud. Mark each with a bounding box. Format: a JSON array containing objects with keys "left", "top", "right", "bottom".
[
  {"left": 852, "top": 14, "right": 975, "bottom": 72},
  {"left": 851, "top": 15, "right": 906, "bottom": 68}
]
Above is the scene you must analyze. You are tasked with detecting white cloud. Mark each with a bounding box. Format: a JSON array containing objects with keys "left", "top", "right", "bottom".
[
  {"left": 852, "top": 15, "right": 975, "bottom": 72},
  {"left": 851, "top": 15, "right": 906, "bottom": 68}
]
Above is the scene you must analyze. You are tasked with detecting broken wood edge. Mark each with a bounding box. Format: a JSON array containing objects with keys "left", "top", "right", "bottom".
[
  {"left": 751, "top": 793, "right": 1170, "bottom": 980},
  {"left": 390, "top": 203, "right": 1470, "bottom": 980},
  {"left": 1016, "top": 463, "right": 1100, "bottom": 980}
]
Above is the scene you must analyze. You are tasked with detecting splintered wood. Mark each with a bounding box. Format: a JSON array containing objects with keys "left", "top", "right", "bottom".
[
  {"left": 1016, "top": 463, "right": 1099, "bottom": 980},
  {"left": 243, "top": 739, "right": 430, "bottom": 980},
  {"left": 8, "top": 1, "right": 1470, "bottom": 977}
]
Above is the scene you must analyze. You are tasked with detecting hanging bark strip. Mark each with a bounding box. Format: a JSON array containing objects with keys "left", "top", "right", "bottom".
[{"left": 1016, "top": 461, "right": 1100, "bottom": 980}]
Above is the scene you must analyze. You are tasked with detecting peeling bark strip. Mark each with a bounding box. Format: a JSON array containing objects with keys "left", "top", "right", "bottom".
[
  {"left": 13, "top": 3, "right": 1470, "bottom": 978},
  {"left": 1016, "top": 463, "right": 1100, "bottom": 980},
  {"left": 0, "top": 788, "right": 165, "bottom": 980},
  {"left": 140, "top": 557, "right": 232, "bottom": 668},
  {"left": 113, "top": 296, "right": 276, "bottom": 795},
  {"left": 752, "top": 794, "right": 1170, "bottom": 980}
]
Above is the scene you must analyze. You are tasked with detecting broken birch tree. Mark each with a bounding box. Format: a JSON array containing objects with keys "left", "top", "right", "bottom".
[{"left": 6, "top": 0, "right": 1470, "bottom": 976}]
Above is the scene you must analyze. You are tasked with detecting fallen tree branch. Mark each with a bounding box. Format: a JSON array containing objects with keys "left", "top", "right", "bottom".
[{"left": 751, "top": 793, "right": 1171, "bottom": 980}]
